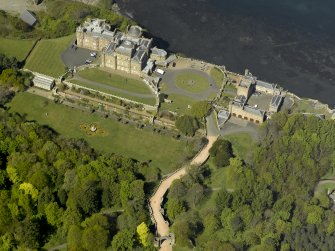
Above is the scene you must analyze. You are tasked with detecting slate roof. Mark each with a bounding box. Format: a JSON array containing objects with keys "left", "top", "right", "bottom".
[
  {"left": 115, "top": 40, "right": 134, "bottom": 57},
  {"left": 270, "top": 95, "right": 283, "bottom": 108},
  {"left": 105, "top": 42, "right": 117, "bottom": 54},
  {"left": 132, "top": 49, "right": 147, "bottom": 63},
  {"left": 257, "top": 80, "right": 277, "bottom": 90},
  {"left": 128, "top": 26, "right": 142, "bottom": 38},
  {"left": 139, "top": 38, "right": 152, "bottom": 50},
  {"left": 151, "top": 47, "right": 167, "bottom": 57},
  {"left": 244, "top": 105, "right": 265, "bottom": 117},
  {"left": 20, "top": 10, "right": 37, "bottom": 26},
  {"left": 234, "top": 95, "right": 247, "bottom": 105}
]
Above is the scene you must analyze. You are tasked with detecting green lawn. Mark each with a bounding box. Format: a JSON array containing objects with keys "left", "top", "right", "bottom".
[
  {"left": 210, "top": 67, "right": 224, "bottom": 88},
  {"left": 223, "top": 133, "right": 255, "bottom": 160},
  {"left": 159, "top": 82, "right": 169, "bottom": 92},
  {"left": 70, "top": 79, "right": 156, "bottom": 106},
  {"left": 0, "top": 38, "right": 36, "bottom": 61},
  {"left": 25, "top": 35, "right": 74, "bottom": 77},
  {"left": 77, "top": 68, "right": 152, "bottom": 95},
  {"left": 175, "top": 72, "right": 210, "bottom": 93},
  {"left": 8, "top": 92, "right": 190, "bottom": 174},
  {"left": 160, "top": 93, "right": 198, "bottom": 115},
  {"left": 291, "top": 99, "right": 331, "bottom": 118},
  {"left": 315, "top": 182, "right": 335, "bottom": 196}
]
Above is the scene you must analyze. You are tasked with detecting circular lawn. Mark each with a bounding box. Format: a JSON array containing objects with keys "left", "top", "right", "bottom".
[{"left": 175, "top": 72, "right": 210, "bottom": 93}]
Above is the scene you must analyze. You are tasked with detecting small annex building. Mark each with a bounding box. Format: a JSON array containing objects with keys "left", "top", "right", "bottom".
[
  {"left": 33, "top": 74, "right": 55, "bottom": 91},
  {"left": 20, "top": 10, "right": 37, "bottom": 27},
  {"left": 269, "top": 95, "right": 284, "bottom": 113},
  {"left": 229, "top": 101, "right": 265, "bottom": 124}
]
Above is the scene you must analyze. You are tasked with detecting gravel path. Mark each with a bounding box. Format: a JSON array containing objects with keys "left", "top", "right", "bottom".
[
  {"left": 161, "top": 68, "right": 219, "bottom": 100},
  {"left": 149, "top": 115, "right": 219, "bottom": 250},
  {"left": 0, "top": 0, "right": 46, "bottom": 14}
]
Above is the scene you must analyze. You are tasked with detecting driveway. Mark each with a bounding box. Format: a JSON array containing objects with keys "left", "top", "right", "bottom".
[
  {"left": 0, "top": 0, "right": 46, "bottom": 14},
  {"left": 61, "top": 45, "right": 97, "bottom": 69},
  {"left": 220, "top": 117, "right": 260, "bottom": 141},
  {"left": 159, "top": 68, "right": 219, "bottom": 100}
]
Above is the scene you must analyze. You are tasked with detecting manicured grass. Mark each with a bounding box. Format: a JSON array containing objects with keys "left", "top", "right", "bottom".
[
  {"left": 70, "top": 79, "right": 156, "bottom": 106},
  {"left": 175, "top": 72, "right": 210, "bottom": 93},
  {"left": 0, "top": 38, "right": 36, "bottom": 61},
  {"left": 224, "top": 83, "right": 237, "bottom": 92},
  {"left": 315, "top": 182, "right": 335, "bottom": 196},
  {"left": 160, "top": 93, "right": 198, "bottom": 115},
  {"left": 8, "top": 92, "right": 190, "bottom": 174},
  {"left": 77, "top": 68, "right": 152, "bottom": 94},
  {"left": 25, "top": 35, "right": 75, "bottom": 77},
  {"left": 223, "top": 133, "right": 255, "bottom": 160},
  {"left": 210, "top": 67, "right": 224, "bottom": 88},
  {"left": 291, "top": 99, "right": 331, "bottom": 118},
  {"left": 159, "top": 82, "right": 169, "bottom": 92}
]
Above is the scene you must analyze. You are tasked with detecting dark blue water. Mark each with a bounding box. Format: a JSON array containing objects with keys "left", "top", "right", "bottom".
[{"left": 117, "top": 0, "right": 335, "bottom": 106}]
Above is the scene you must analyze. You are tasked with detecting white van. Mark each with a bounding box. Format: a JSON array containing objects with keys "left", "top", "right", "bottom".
[{"left": 155, "top": 68, "right": 165, "bottom": 75}]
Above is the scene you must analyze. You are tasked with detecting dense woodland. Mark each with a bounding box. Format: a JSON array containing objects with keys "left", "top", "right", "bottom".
[
  {"left": 0, "top": 54, "right": 32, "bottom": 93},
  {"left": 0, "top": 107, "right": 160, "bottom": 250},
  {"left": 0, "top": 0, "right": 133, "bottom": 39},
  {"left": 0, "top": 54, "right": 157, "bottom": 250},
  {"left": 168, "top": 112, "right": 335, "bottom": 250}
]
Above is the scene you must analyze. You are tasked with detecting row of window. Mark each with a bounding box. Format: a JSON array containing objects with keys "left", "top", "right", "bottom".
[{"left": 231, "top": 113, "right": 260, "bottom": 124}]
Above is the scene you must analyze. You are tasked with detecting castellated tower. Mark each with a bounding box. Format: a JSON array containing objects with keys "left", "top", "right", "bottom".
[{"left": 76, "top": 26, "right": 84, "bottom": 47}]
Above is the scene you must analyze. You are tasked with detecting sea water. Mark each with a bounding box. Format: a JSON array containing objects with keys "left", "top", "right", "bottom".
[{"left": 117, "top": 0, "right": 335, "bottom": 106}]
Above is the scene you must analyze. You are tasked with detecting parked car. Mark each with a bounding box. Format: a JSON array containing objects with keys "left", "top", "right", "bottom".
[
  {"left": 85, "top": 59, "right": 92, "bottom": 64},
  {"left": 90, "top": 52, "right": 97, "bottom": 57}
]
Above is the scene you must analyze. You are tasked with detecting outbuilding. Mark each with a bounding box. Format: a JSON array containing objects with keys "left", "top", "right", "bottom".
[
  {"left": 33, "top": 74, "right": 55, "bottom": 91},
  {"left": 20, "top": 10, "right": 37, "bottom": 27}
]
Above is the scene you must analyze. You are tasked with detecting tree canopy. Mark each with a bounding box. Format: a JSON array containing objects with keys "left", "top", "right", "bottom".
[
  {"left": 190, "top": 101, "right": 212, "bottom": 119},
  {"left": 175, "top": 115, "right": 199, "bottom": 136},
  {"left": 0, "top": 107, "right": 156, "bottom": 250},
  {"left": 169, "top": 112, "right": 335, "bottom": 250}
]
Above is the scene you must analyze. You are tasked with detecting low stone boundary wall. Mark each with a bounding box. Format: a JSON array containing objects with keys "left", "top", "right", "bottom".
[{"left": 22, "top": 38, "right": 41, "bottom": 63}]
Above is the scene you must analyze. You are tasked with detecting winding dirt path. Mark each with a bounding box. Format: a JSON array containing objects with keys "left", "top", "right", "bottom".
[{"left": 149, "top": 135, "right": 218, "bottom": 251}]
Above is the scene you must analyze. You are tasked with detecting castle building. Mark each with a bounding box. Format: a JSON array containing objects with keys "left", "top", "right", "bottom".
[
  {"left": 229, "top": 101, "right": 265, "bottom": 124},
  {"left": 76, "top": 19, "right": 115, "bottom": 51},
  {"left": 236, "top": 75, "right": 255, "bottom": 100},
  {"left": 269, "top": 95, "right": 284, "bottom": 113},
  {"left": 76, "top": 18, "right": 168, "bottom": 76},
  {"left": 256, "top": 80, "right": 278, "bottom": 95}
]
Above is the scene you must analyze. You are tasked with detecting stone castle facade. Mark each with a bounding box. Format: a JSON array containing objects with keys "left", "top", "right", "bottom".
[
  {"left": 231, "top": 72, "right": 285, "bottom": 124},
  {"left": 76, "top": 19, "right": 168, "bottom": 76}
]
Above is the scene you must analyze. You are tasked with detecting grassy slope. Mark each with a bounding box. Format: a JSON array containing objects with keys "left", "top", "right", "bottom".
[
  {"left": 209, "top": 67, "right": 224, "bottom": 88},
  {"left": 25, "top": 35, "right": 74, "bottom": 77},
  {"left": 77, "top": 68, "right": 152, "bottom": 94},
  {"left": 0, "top": 38, "right": 36, "bottom": 61},
  {"left": 223, "top": 133, "right": 254, "bottom": 160},
  {"left": 70, "top": 79, "right": 156, "bottom": 106},
  {"left": 175, "top": 72, "right": 210, "bottom": 93},
  {"left": 160, "top": 93, "right": 198, "bottom": 115},
  {"left": 8, "top": 92, "right": 189, "bottom": 174}
]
